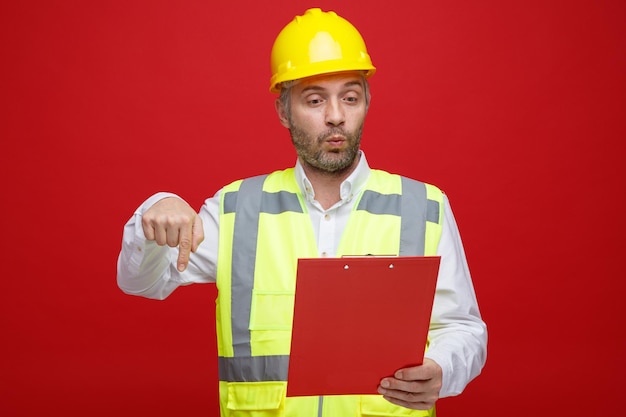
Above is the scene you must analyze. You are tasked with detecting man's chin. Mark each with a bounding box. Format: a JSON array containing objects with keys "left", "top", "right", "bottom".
[{"left": 316, "top": 154, "right": 357, "bottom": 172}]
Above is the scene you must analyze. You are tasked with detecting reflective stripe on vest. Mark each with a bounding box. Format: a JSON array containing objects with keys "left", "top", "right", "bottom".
[
  {"left": 357, "top": 176, "right": 440, "bottom": 257},
  {"left": 216, "top": 169, "right": 443, "bottom": 384}
]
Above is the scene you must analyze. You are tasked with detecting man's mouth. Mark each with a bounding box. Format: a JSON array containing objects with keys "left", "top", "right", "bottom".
[{"left": 325, "top": 135, "right": 346, "bottom": 147}]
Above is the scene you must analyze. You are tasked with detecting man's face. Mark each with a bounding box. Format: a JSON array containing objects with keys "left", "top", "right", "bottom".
[{"left": 277, "top": 72, "right": 368, "bottom": 175}]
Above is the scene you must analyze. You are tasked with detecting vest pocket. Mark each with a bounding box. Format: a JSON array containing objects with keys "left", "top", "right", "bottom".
[
  {"left": 249, "top": 290, "right": 294, "bottom": 354},
  {"left": 249, "top": 290, "right": 295, "bottom": 330},
  {"left": 360, "top": 395, "right": 434, "bottom": 416},
  {"left": 226, "top": 381, "right": 286, "bottom": 416}
]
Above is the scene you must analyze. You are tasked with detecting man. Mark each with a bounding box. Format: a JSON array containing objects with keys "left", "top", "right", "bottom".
[{"left": 117, "top": 8, "right": 487, "bottom": 417}]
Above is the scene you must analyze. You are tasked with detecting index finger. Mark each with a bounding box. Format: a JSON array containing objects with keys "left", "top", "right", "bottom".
[{"left": 176, "top": 216, "right": 195, "bottom": 272}]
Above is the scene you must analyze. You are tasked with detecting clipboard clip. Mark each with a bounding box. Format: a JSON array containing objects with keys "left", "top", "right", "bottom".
[{"left": 341, "top": 254, "right": 398, "bottom": 270}]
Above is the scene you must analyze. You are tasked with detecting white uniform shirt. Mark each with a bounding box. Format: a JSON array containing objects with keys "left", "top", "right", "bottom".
[{"left": 117, "top": 152, "right": 487, "bottom": 398}]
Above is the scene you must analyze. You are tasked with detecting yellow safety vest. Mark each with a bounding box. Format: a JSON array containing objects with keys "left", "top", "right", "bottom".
[{"left": 216, "top": 168, "right": 444, "bottom": 417}]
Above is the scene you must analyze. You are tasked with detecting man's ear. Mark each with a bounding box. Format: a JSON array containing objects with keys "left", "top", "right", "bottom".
[{"left": 275, "top": 99, "right": 290, "bottom": 128}]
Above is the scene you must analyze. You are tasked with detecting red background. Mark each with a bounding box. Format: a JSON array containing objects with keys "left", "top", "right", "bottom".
[{"left": 1, "top": 1, "right": 625, "bottom": 415}]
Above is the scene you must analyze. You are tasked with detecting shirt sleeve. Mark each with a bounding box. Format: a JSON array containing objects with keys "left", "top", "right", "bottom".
[
  {"left": 423, "top": 194, "right": 488, "bottom": 398},
  {"left": 116, "top": 192, "right": 220, "bottom": 300}
]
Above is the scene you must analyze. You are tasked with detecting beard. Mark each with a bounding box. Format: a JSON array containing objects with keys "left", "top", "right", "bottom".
[{"left": 289, "top": 122, "right": 363, "bottom": 174}]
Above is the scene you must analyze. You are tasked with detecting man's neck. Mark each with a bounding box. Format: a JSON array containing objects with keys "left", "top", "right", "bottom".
[{"left": 301, "top": 157, "right": 359, "bottom": 210}]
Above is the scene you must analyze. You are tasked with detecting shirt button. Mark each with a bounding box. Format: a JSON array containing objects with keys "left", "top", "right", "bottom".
[
  {"left": 321, "top": 251, "right": 328, "bottom": 257},
  {"left": 324, "top": 214, "right": 331, "bottom": 221}
]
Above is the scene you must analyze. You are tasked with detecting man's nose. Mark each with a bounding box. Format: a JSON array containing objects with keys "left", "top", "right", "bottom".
[{"left": 325, "top": 98, "right": 345, "bottom": 126}]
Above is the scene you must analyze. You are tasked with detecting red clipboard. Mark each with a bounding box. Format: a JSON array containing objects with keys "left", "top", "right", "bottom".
[{"left": 286, "top": 256, "right": 440, "bottom": 397}]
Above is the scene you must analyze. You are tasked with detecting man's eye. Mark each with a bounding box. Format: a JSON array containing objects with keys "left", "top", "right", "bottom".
[
  {"left": 308, "top": 98, "right": 323, "bottom": 105},
  {"left": 345, "top": 96, "right": 358, "bottom": 103}
]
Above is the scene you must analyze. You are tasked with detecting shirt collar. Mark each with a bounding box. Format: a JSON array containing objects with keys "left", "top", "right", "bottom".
[{"left": 294, "top": 150, "right": 372, "bottom": 204}]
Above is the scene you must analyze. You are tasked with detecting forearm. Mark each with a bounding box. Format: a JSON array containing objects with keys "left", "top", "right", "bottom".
[{"left": 424, "top": 316, "right": 487, "bottom": 397}]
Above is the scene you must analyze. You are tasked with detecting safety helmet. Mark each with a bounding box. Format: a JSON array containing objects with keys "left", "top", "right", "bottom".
[{"left": 269, "top": 8, "right": 376, "bottom": 93}]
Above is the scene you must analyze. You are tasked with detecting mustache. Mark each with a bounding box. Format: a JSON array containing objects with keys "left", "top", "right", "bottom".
[{"left": 318, "top": 128, "right": 349, "bottom": 142}]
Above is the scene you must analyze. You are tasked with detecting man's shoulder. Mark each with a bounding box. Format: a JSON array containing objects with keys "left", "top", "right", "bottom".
[
  {"left": 370, "top": 169, "right": 442, "bottom": 188},
  {"left": 221, "top": 168, "right": 297, "bottom": 192}
]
